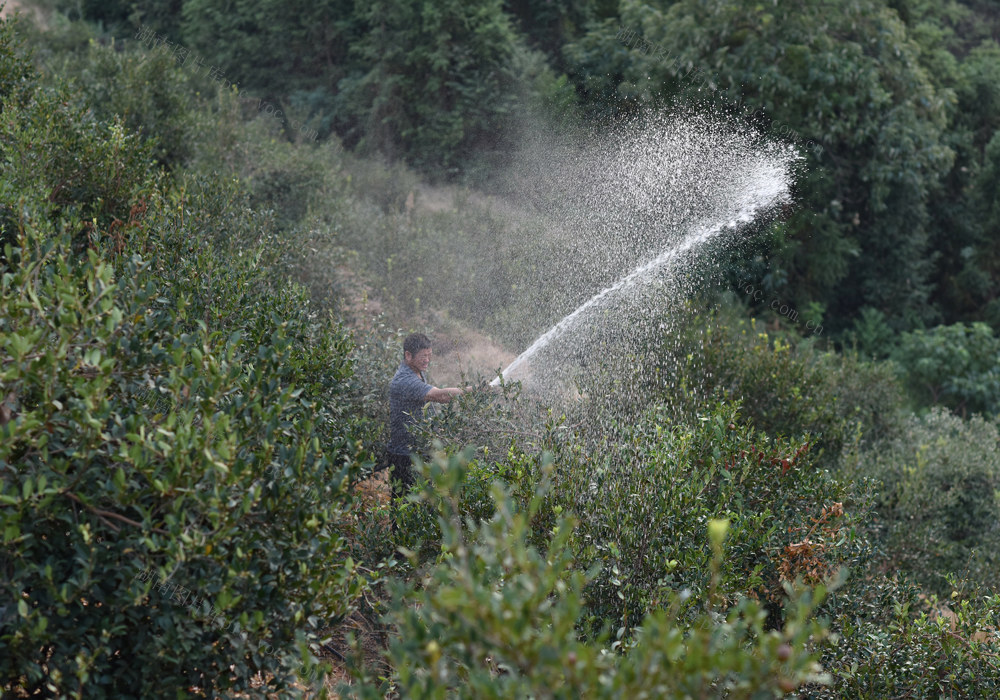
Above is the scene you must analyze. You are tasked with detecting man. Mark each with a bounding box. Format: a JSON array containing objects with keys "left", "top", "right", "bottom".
[{"left": 387, "top": 333, "right": 470, "bottom": 501}]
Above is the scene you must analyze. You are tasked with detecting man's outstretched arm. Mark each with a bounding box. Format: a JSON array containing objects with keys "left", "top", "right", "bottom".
[{"left": 424, "top": 385, "right": 473, "bottom": 403}]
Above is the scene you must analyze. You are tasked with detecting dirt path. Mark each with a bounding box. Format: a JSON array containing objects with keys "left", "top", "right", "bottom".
[
  {"left": 1, "top": 0, "right": 46, "bottom": 26},
  {"left": 334, "top": 259, "right": 516, "bottom": 388},
  {"left": 0, "top": 0, "right": 21, "bottom": 19},
  {"left": 423, "top": 317, "right": 516, "bottom": 387}
]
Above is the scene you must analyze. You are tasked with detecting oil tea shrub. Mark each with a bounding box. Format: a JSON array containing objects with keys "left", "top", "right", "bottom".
[
  {"left": 0, "top": 21, "right": 372, "bottom": 696},
  {"left": 344, "top": 450, "right": 833, "bottom": 699},
  {"left": 846, "top": 408, "right": 1000, "bottom": 594}
]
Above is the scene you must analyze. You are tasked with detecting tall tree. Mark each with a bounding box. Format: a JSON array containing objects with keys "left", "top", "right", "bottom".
[
  {"left": 180, "top": 0, "right": 360, "bottom": 100},
  {"left": 566, "top": 0, "right": 953, "bottom": 334},
  {"left": 334, "top": 0, "right": 523, "bottom": 174}
]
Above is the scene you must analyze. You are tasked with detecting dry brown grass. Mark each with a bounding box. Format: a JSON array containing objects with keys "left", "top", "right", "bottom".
[{"left": 1, "top": 0, "right": 48, "bottom": 27}]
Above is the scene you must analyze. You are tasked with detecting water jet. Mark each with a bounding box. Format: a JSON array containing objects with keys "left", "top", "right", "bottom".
[{"left": 491, "top": 113, "right": 798, "bottom": 390}]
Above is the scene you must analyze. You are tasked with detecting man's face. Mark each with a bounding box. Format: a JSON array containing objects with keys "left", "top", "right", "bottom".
[{"left": 406, "top": 348, "right": 432, "bottom": 373}]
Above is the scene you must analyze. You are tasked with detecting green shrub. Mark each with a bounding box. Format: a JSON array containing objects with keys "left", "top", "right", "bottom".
[
  {"left": 0, "top": 12, "right": 32, "bottom": 113},
  {"left": 810, "top": 576, "right": 1000, "bottom": 698},
  {"left": 843, "top": 408, "right": 1000, "bottom": 594},
  {"left": 550, "top": 402, "right": 868, "bottom": 635},
  {"left": 707, "top": 318, "right": 902, "bottom": 458},
  {"left": 391, "top": 440, "right": 541, "bottom": 562},
  {"left": 0, "top": 173, "right": 378, "bottom": 698},
  {"left": 0, "top": 39, "right": 374, "bottom": 694},
  {"left": 0, "top": 78, "right": 156, "bottom": 254},
  {"left": 847, "top": 306, "right": 898, "bottom": 359},
  {"left": 576, "top": 308, "right": 905, "bottom": 470},
  {"left": 0, "top": 180, "right": 375, "bottom": 697},
  {"left": 49, "top": 39, "right": 201, "bottom": 168},
  {"left": 892, "top": 322, "right": 1000, "bottom": 416},
  {"left": 401, "top": 387, "right": 871, "bottom": 632}
]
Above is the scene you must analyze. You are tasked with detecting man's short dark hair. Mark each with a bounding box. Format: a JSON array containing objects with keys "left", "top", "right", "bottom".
[{"left": 403, "top": 333, "right": 432, "bottom": 357}]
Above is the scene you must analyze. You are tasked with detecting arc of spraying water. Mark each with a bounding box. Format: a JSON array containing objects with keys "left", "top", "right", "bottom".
[{"left": 490, "top": 187, "right": 788, "bottom": 387}]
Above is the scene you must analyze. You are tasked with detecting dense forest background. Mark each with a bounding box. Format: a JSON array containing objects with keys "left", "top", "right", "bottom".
[
  {"left": 69, "top": 0, "right": 1000, "bottom": 346},
  {"left": 2, "top": 0, "right": 1000, "bottom": 698}
]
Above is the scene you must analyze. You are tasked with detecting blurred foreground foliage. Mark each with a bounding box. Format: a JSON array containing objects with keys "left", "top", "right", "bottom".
[{"left": 346, "top": 450, "right": 834, "bottom": 699}]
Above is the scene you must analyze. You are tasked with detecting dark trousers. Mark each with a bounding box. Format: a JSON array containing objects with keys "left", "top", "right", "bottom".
[{"left": 387, "top": 452, "right": 415, "bottom": 502}]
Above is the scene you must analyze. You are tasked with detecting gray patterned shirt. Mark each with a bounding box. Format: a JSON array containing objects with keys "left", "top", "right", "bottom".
[{"left": 388, "top": 361, "right": 433, "bottom": 455}]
